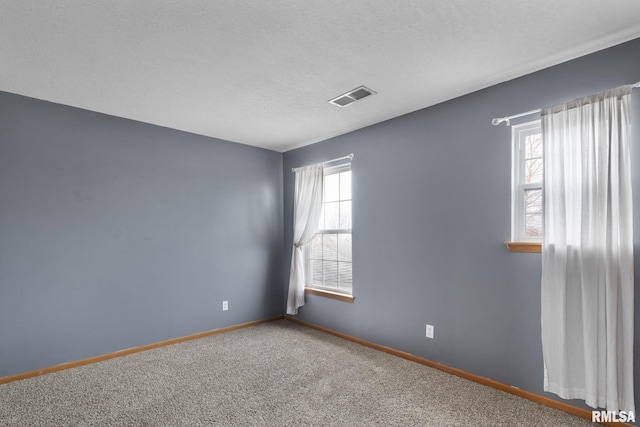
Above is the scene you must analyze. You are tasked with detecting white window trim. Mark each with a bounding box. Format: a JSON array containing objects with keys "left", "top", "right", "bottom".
[
  {"left": 305, "top": 163, "right": 353, "bottom": 296},
  {"left": 324, "top": 162, "right": 351, "bottom": 175},
  {"left": 511, "top": 120, "right": 542, "bottom": 242}
]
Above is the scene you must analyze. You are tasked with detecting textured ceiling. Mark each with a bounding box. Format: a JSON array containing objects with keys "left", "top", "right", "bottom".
[{"left": 2, "top": 1, "right": 640, "bottom": 152}]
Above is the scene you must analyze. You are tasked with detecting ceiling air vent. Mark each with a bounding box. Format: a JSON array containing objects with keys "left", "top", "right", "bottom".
[{"left": 329, "top": 86, "right": 376, "bottom": 107}]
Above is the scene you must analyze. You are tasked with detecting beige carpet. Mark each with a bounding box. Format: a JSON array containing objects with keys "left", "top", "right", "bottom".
[{"left": 0, "top": 319, "right": 593, "bottom": 426}]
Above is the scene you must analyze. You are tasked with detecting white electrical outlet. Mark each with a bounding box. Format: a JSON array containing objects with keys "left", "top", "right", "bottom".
[
  {"left": 222, "top": 300, "right": 228, "bottom": 311},
  {"left": 426, "top": 324, "right": 434, "bottom": 339}
]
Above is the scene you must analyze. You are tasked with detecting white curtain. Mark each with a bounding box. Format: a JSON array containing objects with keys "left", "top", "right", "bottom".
[
  {"left": 541, "top": 85, "right": 634, "bottom": 412},
  {"left": 286, "top": 164, "right": 324, "bottom": 315}
]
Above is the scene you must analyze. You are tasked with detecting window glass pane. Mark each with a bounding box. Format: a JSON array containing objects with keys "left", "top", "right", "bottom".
[
  {"left": 323, "top": 234, "right": 338, "bottom": 261},
  {"left": 525, "top": 158, "right": 543, "bottom": 183},
  {"left": 311, "top": 258, "right": 323, "bottom": 284},
  {"left": 526, "top": 134, "right": 543, "bottom": 158},
  {"left": 338, "top": 261, "right": 352, "bottom": 289},
  {"left": 310, "top": 234, "right": 323, "bottom": 259},
  {"left": 513, "top": 122, "right": 543, "bottom": 242},
  {"left": 337, "top": 234, "right": 352, "bottom": 262},
  {"left": 317, "top": 205, "right": 325, "bottom": 229},
  {"left": 324, "top": 173, "right": 340, "bottom": 202},
  {"left": 339, "top": 201, "right": 352, "bottom": 229},
  {"left": 324, "top": 202, "right": 339, "bottom": 229},
  {"left": 323, "top": 261, "right": 338, "bottom": 288},
  {"left": 340, "top": 171, "right": 352, "bottom": 200},
  {"left": 525, "top": 189, "right": 542, "bottom": 213},
  {"left": 525, "top": 213, "right": 542, "bottom": 238}
]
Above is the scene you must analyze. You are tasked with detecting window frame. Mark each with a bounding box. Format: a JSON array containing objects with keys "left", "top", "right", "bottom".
[
  {"left": 305, "top": 163, "right": 353, "bottom": 299},
  {"left": 511, "top": 120, "right": 543, "bottom": 244}
]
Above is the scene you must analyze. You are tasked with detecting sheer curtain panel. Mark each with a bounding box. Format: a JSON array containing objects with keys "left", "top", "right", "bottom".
[
  {"left": 541, "top": 85, "right": 634, "bottom": 412},
  {"left": 286, "top": 164, "right": 324, "bottom": 315}
]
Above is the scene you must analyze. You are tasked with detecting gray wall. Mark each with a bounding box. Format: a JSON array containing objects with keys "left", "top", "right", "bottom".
[
  {"left": 0, "top": 92, "right": 284, "bottom": 377},
  {"left": 283, "top": 38, "right": 640, "bottom": 415}
]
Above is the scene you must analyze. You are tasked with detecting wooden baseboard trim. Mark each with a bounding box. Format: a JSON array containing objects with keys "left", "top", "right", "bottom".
[
  {"left": 0, "top": 315, "right": 284, "bottom": 386},
  {"left": 284, "top": 316, "right": 628, "bottom": 427}
]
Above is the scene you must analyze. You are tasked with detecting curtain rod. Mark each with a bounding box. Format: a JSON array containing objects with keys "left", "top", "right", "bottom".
[
  {"left": 491, "top": 81, "right": 640, "bottom": 126},
  {"left": 291, "top": 153, "right": 354, "bottom": 172}
]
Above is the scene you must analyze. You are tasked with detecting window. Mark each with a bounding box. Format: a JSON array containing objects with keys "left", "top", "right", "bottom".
[
  {"left": 307, "top": 164, "right": 352, "bottom": 296},
  {"left": 511, "top": 120, "right": 543, "bottom": 242}
]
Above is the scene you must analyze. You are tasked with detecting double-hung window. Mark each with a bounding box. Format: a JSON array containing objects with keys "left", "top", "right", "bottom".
[
  {"left": 307, "top": 164, "right": 352, "bottom": 296},
  {"left": 511, "top": 120, "right": 543, "bottom": 242}
]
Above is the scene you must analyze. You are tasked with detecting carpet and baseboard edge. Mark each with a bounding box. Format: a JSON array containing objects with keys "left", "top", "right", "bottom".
[
  {"left": 0, "top": 315, "right": 284, "bottom": 386},
  {"left": 284, "top": 316, "right": 628, "bottom": 427},
  {"left": 0, "top": 314, "right": 627, "bottom": 426}
]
